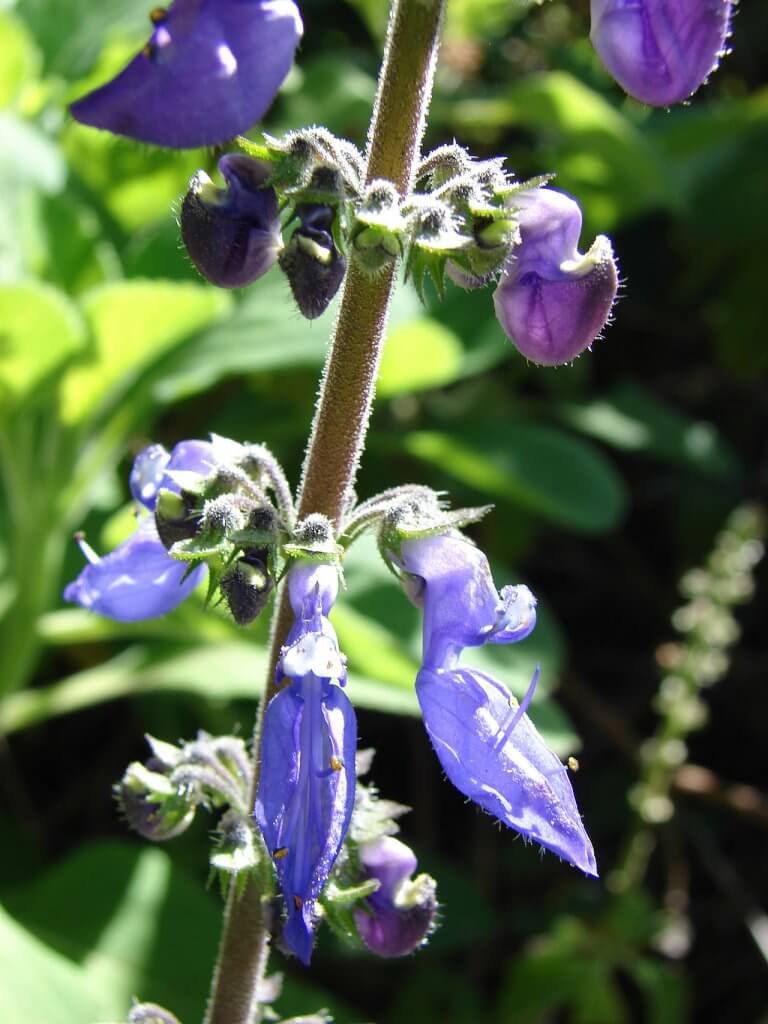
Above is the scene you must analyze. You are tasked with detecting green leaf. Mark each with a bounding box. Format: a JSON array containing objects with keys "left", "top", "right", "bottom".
[
  {"left": 152, "top": 273, "right": 422, "bottom": 404},
  {"left": 402, "top": 423, "right": 628, "bottom": 533},
  {"left": 0, "top": 637, "right": 418, "bottom": 734},
  {"left": 0, "top": 12, "right": 40, "bottom": 108},
  {"left": 556, "top": 382, "right": 741, "bottom": 479},
  {"left": 0, "top": 282, "right": 85, "bottom": 407},
  {"left": 60, "top": 280, "right": 231, "bottom": 423},
  {"left": 378, "top": 316, "right": 464, "bottom": 397},
  {"left": 0, "top": 904, "right": 102, "bottom": 1024},
  {"left": 3, "top": 841, "right": 219, "bottom": 1021}
]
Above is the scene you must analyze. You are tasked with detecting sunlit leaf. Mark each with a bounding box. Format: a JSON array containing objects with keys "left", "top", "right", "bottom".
[
  {"left": 0, "top": 282, "right": 85, "bottom": 406},
  {"left": 60, "top": 280, "right": 231, "bottom": 423},
  {"left": 402, "top": 423, "right": 628, "bottom": 533},
  {"left": 0, "top": 904, "right": 102, "bottom": 1024},
  {"left": 378, "top": 316, "right": 464, "bottom": 397}
]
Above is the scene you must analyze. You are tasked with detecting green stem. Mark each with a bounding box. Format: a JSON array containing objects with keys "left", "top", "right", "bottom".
[{"left": 203, "top": 3, "right": 446, "bottom": 1022}]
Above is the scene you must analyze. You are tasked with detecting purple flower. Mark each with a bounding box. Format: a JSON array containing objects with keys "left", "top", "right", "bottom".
[
  {"left": 353, "top": 836, "right": 437, "bottom": 957},
  {"left": 70, "top": 0, "right": 303, "bottom": 148},
  {"left": 254, "top": 561, "right": 357, "bottom": 964},
  {"left": 591, "top": 0, "right": 732, "bottom": 107},
  {"left": 64, "top": 439, "right": 217, "bottom": 621},
  {"left": 399, "top": 533, "right": 597, "bottom": 877},
  {"left": 493, "top": 188, "right": 618, "bottom": 367},
  {"left": 181, "top": 154, "right": 282, "bottom": 288}
]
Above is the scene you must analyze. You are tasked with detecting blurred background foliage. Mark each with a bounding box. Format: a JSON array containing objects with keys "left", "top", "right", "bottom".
[{"left": 1, "top": 0, "right": 767, "bottom": 1021}]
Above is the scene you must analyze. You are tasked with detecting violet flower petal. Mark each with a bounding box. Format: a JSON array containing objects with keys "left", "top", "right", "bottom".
[
  {"left": 417, "top": 664, "right": 597, "bottom": 877},
  {"left": 591, "top": 0, "right": 732, "bottom": 107},
  {"left": 64, "top": 518, "right": 203, "bottom": 621},
  {"left": 493, "top": 189, "right": 618, "bottom": 367},
  {"left": 255, "top": 675, "right": 357, "bottom": 964},
  {"left": 399, "top": 535, "right": 536, "bottom": 668},
  {"left": 129, "top": 438, "right": 218, "bottom": 511},
  {"left": 70, "top": 0, "right": 303, "bottom": 148}
]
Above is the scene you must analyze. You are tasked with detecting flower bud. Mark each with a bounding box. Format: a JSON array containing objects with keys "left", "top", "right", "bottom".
[
  {"left": 590, "top": 0, "right": 732, "bottom": 107},
  {"left": 181, "top": 154, "right": 282, "bottom": 288},
  {"left": 279, "top": 205, "right": 347, "bottom": 319},
  {"left": 154, "top": 487, "right": 200, "bottom": 549},
  {"left": 493, "top": 188, "right": 618, "bottom": 366},
  {"left": 353, "top": 837, "right": 437, "bottom": 957},
  {"left": 219, "top": 553, "right": 274, "bottom": 626},
  {"left": 117, "top": 762, "right": 196, "bottom": 841}
]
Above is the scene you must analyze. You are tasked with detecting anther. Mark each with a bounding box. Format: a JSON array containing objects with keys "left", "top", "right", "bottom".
[
  {"left": 293, "top": 895, "right": 303, "bottom": 910},
  {"left": 567, "top": 756, "right": 580, "bottom": 772},
  {"left": 273, "top": 847, "right": 289, "bottom": 860},
  {"left": 329, "top": 756, "right": 343, "bottom": 772},
  {"left": 149, "top": 6, "right": 168, "bottom": 23}
]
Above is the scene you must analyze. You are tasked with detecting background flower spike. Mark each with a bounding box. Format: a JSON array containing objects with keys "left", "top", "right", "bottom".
[
  {"left": 590, "top": 0, "right": 733, "bottom": 107},
  {"left": 70, "top": 0, "right": 303, "bottom": 148}
]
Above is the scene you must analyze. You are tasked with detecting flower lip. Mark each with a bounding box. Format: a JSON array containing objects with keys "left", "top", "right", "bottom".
[{"left": 70, "top": 0, "right": 304, "bottom": 148}]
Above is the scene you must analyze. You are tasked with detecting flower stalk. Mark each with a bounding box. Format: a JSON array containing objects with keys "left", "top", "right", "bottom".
[{"left": 203, "top": 2, "right": 446, "bottom": 1021}]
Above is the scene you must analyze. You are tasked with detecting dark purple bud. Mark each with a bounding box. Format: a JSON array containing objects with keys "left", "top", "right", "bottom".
[
  {"left": 591, "top": 0, "right": 732, "bottom": 107},
  {"left": 279, "top": 205, "right": 347, "bottom": 320},
  {"left": 70, "top": 0, "right": 303, "bottom": 148},
  {"left": 353, "top": 837, "right": 437, "bottom": 958},
  {"left": 154, "top": 488, "right": 201, "bottom": 549},
  {"left": 219, "top": 553, "right": 274, "bottom": 625},
  {"left": 181, "top": 154, "right": 282, "bottom": 289},
  {"left": 493, "top": 189, "right": 618, "bottom": 366}
]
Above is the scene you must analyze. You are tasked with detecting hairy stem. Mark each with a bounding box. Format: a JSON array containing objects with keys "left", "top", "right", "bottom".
[{"left": 203, "top": 3, "right": 446, "bottom": 1022}]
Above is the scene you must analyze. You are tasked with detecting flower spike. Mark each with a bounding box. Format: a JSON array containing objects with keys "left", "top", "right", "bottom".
[{"left": 70, "top": 0, "right": 303, "bottom": 148}]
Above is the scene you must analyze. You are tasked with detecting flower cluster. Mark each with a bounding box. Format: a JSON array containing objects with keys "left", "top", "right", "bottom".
[{"left": 65, "top": 446, "right": 597, "bottom": 962}]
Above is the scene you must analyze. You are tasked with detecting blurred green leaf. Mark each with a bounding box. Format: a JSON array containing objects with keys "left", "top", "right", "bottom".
[
  {"left": 0, "top": 904, "right": 102, "bottom": 1024},
  {"left": 0, "top": 634, "right": 420, "bottom": 733},
  {"left": 378, "top": 316, "right": 464, "bottom": 397},
  {"left": 0, "top": 282, "right": 85, "bottom": 406},
  {"left": 153, "top": 273, "right": 422, "bottom": 403},
  {"left": 0, "top": 12, "right": 40, "bottom": 108},
  {"left": 402, "top": 423, "right": 628, "bottom": 533},
  {"left": 60, "top": 279, "right": 231, "bottom": 423},
  {"left": 556, "top": 382, "right": 741, "bottom": 479}
]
